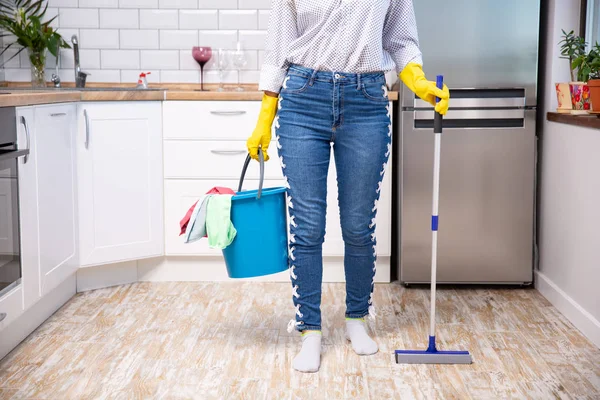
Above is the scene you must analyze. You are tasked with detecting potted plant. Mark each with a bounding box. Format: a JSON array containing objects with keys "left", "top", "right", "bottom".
[
  {"left": 584, "top": 43, "right": 600, "bottom": 112},
  {"left": 558, "top": 30, "right": 587, "bottom": 113},
  {"left": 570, "top": 41, "right": 598, "bottom": 113},
  {"left": 0, "top": 0, "right": 70, "bottom": 88}
]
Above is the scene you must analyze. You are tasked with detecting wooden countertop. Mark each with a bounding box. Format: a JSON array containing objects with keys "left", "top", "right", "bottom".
[
  {"left": 0, "top": 82, "right": 399, "bottom": 107},
  {"left": 0, "top": 90, "right": 81, "bottom": 107},
  {"left": 547, "top": 112, "right": 600, "bottom": 130}
]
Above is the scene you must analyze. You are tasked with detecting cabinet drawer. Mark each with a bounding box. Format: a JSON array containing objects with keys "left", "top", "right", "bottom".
[
  {"left": 0, "top": 284, "right": 24, "bottom": 331},
  {"left": 164, "top": 179, "right": 286, "bottom": 256},
  {"left": 163, "top": 101, "right": 261, "bottom": 140},
  {"left": 164, "top": 140, "right": 283, "bottom": 180}
]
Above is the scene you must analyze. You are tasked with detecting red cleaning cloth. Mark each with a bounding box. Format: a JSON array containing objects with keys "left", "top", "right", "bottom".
[
  {"left": 179, "top": 200, "right": 199, "bottom": 236},
  {"left": 179, "top": 186, "right": 236, "bottom": 235},
  {"left": 206, "top": 186, "right": 236, "bottom": 195}
]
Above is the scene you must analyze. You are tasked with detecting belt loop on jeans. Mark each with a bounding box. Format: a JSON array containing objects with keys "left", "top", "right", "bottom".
[
  {"left": 357, "top": 73, "right": 362, "bottom": 90},
  {"left": 309, "top": 69, "right": 318, "bottom": 86}
]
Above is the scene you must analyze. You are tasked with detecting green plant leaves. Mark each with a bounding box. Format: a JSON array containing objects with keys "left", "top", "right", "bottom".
[
  {"left": 47, "top": 34, "right": 58, "bottom": 57},
  {"left": 558, "top": 29, "right": 600, "bottom": 82},
  {"left": 0, "top": 0, "right": 69, "bottom": 68}
]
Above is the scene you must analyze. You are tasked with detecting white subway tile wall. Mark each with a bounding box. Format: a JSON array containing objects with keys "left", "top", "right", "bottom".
[
  {"left": 120, "top": 30, "right": 159, "bottom": 49},
  {"left": 99, "top": 9, "right": 139, "bottom": 28},
  {"left": 79, "top": 0, "right": 119, "bottom": 8},
  {"left": 0, "top": 0, "right": 273, "bottom": 84}
]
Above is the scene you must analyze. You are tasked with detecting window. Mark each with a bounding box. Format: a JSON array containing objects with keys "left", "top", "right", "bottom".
[{"left": 584, "top": 0, "right": 600, "bottom": 47}]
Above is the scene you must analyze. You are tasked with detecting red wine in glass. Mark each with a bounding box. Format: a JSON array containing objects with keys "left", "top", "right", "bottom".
[{"left": 192, "top": 46, "right": 212, "bottom": 91}]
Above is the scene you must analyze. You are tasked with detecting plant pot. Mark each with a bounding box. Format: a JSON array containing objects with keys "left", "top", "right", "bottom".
[
  {"left": 587, "top": 79, "right": 600, "bottom": 112},
  {"left": 569, "top": 82, "right": 591, "bottom": 114},
  {"left": 27, "top": 48, "right": 47, "bottom": 89},
  {"left": 555, "top": 83, "right": 572, "bottom": 113}
]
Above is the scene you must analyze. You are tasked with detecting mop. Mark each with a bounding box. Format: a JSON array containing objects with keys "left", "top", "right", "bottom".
[{"left": 395, "top": 75, "right": 472, "bottom": 365}]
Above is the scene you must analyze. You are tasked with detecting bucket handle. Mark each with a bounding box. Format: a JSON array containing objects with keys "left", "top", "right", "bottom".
[{"left": 238, "top": 148, "right": 264, "bottom": 199}]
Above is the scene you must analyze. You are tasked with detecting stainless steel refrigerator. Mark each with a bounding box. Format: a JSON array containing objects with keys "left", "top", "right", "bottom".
[{"left": 397, "top": 0, "right": 540, "bottom": 285}]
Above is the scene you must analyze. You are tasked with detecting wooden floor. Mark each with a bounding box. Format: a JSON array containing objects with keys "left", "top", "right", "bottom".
[{"left": 0, "top": 282, "right": 598, "bottom": 399}]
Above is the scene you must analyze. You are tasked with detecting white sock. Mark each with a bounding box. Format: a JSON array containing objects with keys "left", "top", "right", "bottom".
[
  {"left": 292, "top": 331, "right": 322, "bottom": 373},
  {"left": 345, "top": 318, "right": 378, "bottom": 355}
]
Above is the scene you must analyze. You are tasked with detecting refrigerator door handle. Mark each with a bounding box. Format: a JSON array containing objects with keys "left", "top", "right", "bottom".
[
  {"left": 408, "top": 88, "right": 529, "bottom": 109},
  {"left": 406, "top": 109, "right": 536, "bottom": 130},
  {"left": 413, "top": 97, "right": 526, "bottom": 109},
  {"left": 414, "top": 109, "right": 525, "bottom": 121}
]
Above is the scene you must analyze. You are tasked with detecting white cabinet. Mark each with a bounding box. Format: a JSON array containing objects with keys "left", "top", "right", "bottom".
[
  {"left": 76, "top": 102, "right": 164, "bottom": 267},
  {"left": 163, "top": 140, "right": 281, "bottom": 180},
  {"left": 2, "top": 104, "right": 78, "bottom": 329},
  {"left": 14, "top": 105, "right": 79, "bottom": 310},
  {"left": 162, "top": 100, "right": 393, "bottom": 263},
  {"left": 33, "top": 104, "right": 79, "bottom": 297},
  {"left": 163, "top": 101, "right": 261, "bottom": 141}
]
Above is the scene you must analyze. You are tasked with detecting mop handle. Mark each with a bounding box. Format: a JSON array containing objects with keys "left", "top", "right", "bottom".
[{"left": 429, "top": 75, "right": 444, "bottom": 338}]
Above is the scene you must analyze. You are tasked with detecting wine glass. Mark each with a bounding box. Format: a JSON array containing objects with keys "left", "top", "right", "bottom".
[
  {"left": 192, "top": 46, "right": 212, "bottom": 91},
  {"left": 231, "top": 44, "right": 247, "bottom": 92},
  {"left": 217, "top": 48, "right": 230, "bottom": 92}
]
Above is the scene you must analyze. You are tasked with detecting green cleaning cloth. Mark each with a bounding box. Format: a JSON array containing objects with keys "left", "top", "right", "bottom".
[{"left": 205, "top": 194, "right": 237, "bottom": 249}]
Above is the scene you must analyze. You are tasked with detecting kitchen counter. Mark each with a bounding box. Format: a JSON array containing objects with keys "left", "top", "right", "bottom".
[
  {"left": 0, "top": 83, "right": 399, "bottom": 107},
  {"left": 0, "top": 90, "right": 81, "bottom": 107}
]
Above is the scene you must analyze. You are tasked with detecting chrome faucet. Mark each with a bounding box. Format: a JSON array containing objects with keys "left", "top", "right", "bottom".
[
  {"left": 71, "top": 35, "right": 88, "bottom": 88},
  {"left": 51, "top": 40, "right": 61, "bottom": 88}
]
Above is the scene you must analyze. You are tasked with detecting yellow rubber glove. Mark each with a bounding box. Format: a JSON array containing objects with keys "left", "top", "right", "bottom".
[
  {"left": 400, "top": 63, "right": 450, "bottom": 115},
  {"left": 247, "top": 93, "right": 278, "bottom": 161}
]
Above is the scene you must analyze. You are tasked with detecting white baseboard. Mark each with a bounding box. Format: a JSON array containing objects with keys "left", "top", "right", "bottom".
[
  {"left": 0, "top": 273, "right": 76, "bottom": 360},
  {"left": 76, "top": 261, "right": 138, "bottom": 292},
  {"left": 74, "top": 256, "right": 391, "bottom": 292},
  {"left": 535, "top": 270, "right": 600, "bottom": 348},
  {"left": 137, "top": 256, "right": 391, "bottom": 283}
]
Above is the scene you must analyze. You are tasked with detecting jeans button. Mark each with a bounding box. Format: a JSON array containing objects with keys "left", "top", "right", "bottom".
[{"left": 334, "top": 73, "right": 340, "bottom": 79}]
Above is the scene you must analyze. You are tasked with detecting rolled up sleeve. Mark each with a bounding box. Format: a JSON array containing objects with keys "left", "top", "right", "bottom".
[
  {"left": 258, "top": 0, "right": 298, "bottom": 93},
  {"left": 382, "top": 0, "right": 423, "bottom": 74}
]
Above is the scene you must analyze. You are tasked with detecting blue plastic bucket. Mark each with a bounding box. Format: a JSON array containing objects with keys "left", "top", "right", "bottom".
[{"left": 222, "top": 150, "right": 289, "bottom": 278}]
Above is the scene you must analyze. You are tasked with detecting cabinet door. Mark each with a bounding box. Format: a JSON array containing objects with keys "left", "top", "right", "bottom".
[
  {"left": 77, "top": 102, "right": 164, "bottom": 267},
  {"left": 34, "top": 104, "right": 79, "bottom": 296},
  {"left": 16, "top": 107, "right": 40, "bottom": 310}
]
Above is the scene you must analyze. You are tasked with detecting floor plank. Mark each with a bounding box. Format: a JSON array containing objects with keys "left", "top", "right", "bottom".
[{"left": 0, "top": 282, "right": 598, "bottom": 399}]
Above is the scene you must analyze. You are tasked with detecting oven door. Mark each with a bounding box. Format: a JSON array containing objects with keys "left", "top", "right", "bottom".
[{"left": 0, "top": 149, "right": 28, "bottom": 298}]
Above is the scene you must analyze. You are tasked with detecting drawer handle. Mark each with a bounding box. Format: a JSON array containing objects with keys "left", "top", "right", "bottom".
[
  {"left": 210, "top": 150, "right": 247, "bottom": 155},
  {"left": 0, "top": 313, "right": 6, "bottom": 322},
  {"left": 50, "top": 112, "right": 67, "bottom": 117},
  {"left": 209, "top": 111, "right": 247, "bottom": 116}
]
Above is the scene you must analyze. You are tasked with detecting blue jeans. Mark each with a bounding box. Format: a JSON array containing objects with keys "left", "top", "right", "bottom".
[{"left": 275, "top": 65, "right": 392, "bottom": 332}]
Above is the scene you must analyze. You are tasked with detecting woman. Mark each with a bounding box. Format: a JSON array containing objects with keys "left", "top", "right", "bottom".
[{"left": 247, "top": 0, "right": 449, "bottom": 373}]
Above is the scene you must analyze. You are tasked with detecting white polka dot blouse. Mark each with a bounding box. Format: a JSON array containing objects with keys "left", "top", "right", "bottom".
[{"left": 258, "top": 0, "right": 423, "bottom": 93}]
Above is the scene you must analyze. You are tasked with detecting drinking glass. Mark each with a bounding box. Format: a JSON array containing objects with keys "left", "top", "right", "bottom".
[
  {"left": 232, "top": 45, "right": 247, "bottom": 92},
  {"left": 192, "top": 46, "right": 212, "bottom": 91},
  {"left": 217, "top": 49, "right": 230, "bottom": 92}
]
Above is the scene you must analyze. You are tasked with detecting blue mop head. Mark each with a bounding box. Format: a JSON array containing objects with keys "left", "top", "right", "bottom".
[{"left": 395, "top": 336, "right": 472, "bottom": 364}]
